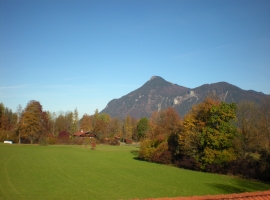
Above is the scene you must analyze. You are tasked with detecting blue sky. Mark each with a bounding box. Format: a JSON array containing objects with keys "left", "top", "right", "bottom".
[{"left": 1, "top": 0, "right": 270, "bottom": 117}]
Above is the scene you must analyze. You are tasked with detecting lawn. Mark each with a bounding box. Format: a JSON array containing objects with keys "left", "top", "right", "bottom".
[{"left": 0, "top": 144, "right": 269, "bottom": 200}]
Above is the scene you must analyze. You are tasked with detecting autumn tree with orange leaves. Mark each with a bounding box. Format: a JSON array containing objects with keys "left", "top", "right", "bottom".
[
  {"left": 139, "top": 107, "right": 182, "bottom": 163},
  {"left": 0, "top": 103, "right": 18, "bottom": 142},
  {"left": 18, "top": 100, "right": 49, "bottom": 144}
]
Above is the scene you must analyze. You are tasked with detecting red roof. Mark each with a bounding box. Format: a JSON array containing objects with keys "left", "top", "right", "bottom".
[
  {"left": 73, "top": 131, "right": 87, "bottom": 137},
  {"left": 146, "top": 190, "right": 270, "bottom": 200},
  {"left": 73, "top": 131, "right": 96, "bottom": 137}
]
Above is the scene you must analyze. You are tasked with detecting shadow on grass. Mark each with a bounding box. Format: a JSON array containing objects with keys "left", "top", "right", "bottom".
[
  {"left": 130, "top": 150, "right": 139, "bottom": 156},
  {"left": 130, "top": 150, "right": 146, "bottom": 161},
  {"left": 208, "top": 179, "right": 270, "bottom": 194}
]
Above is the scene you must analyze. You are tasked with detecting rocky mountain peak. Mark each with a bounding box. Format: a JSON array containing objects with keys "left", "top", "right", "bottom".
[{"left": 101, "top": 76, "right": 269, "bottom": 119}]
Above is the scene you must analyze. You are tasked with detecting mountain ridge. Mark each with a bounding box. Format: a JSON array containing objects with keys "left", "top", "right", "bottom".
[{"left": 101, "top": 76, "right": 269, "bottom": 119}]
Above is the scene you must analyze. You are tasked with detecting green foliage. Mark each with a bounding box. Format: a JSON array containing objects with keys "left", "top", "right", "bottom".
[
  {"left": 140, "top": 99, "right": 240, "bottom": 172},
  {"left": 151, "top": 141, "right": 172, "bottom": 164},
  {"left": 39, "top": 135, "right": 48, "bottom": 146},
  {"left": 136, "top": 117, "right": 149, "bottom": 140},
  {"left": 123, "top": 115, "right": 133, "bottom": 139},
  {"left": 202, "top": 147, "right": 236, "bottom": 166},
  {"left": 47, "top": 135, "right": 57, "bottom": 144},
  {"left": 139, "top": 139, "right": 157, "bottom": 161},
  {"left": 70, "top": 108, "right": 79, "bottom": 135},
  {"left": 185, "top": 99, "right": 238, "bottom": 166}
]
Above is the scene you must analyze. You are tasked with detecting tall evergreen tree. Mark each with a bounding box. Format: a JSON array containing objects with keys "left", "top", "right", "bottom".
[{"left": 136, "top": 117, "right": 149, "bottom": 140}]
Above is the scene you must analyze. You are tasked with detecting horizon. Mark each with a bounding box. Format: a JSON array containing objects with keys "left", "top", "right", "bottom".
[{"left": 1, "top": 0, "right": 270, "bottom": 118}]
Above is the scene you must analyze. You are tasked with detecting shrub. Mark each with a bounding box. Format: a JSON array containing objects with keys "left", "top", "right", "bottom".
[
  {"left": 139, "top": 139, "right": 156, "bottom": 161},
  {"left": 110, "top": 138, "right": 120, "bottom": 146},
  {"left": 226, "top": 158, "right": 270, "bottom": 181},
  {"left": 58, "top": 131, "right": 71, "bottom": 144},
  {"left": 39, "top": 136, "right": 48, "bottom": 146},
  {"left": 0, "top": 130, "right": 18, "bottom": 143},
  {"left": 151, "top": 142, "right": 172, "bottom": 164},
  {"left": 72, "top": 137, "right": 84, "bottom": 145},
  {"left": 100, "top": 137, "right": 110, "bottom": 145},
  {"left": 174, "top": 155, "right": 199, "bottom": 171},
  {"left": 47, "top": 135, "right": 57, "bottom": 145},
  {"left": 82, "top": 138, "right": 91, "bottom": 147},
  {"left": 125, "top": 138, "right": 133, "bottom": 144},
  {"left": 91, "top": 142, "right": 96, "bottom": 150}
]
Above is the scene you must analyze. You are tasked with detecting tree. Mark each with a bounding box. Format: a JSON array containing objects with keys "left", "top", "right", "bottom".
[
  {"left": 92, "top": 112, "right": 110, "bottom": 139},
  {"left": 152, "top": 107, "right": 182, "bottom": 141},
  {"left": 136, "top": 117, "right": 149, "bottom": 140},
  {"left": 54, "top": 111, "right": 73, "bottom": 135},
  {"left": 70, "top": 108, "right": 79, "bottom": 135},
  {"left": 0, "top": 106, "right": 17, "bottom": 131},
  {"left": 205, "top": 103, "right": 236, "bottom": 166},
  {"left": 47, "top": 111, "right": 57, "bottom": 135},
  {"left": 0, "top": 103, "right": 5, "bottom": 129},
  {"left": 187, "top": 98, "right": 237, "bottom": 167},
  {"left": 107, "top": 117, "right": 122, "bottom": 138},
  {"left": 139, "top": 107, "right": 182, "bottom": 164},
  {"left": 16, "top": 104, "right": 23, "bottom": 143},
  {"left": 80, "top": 114, "right": 93, "bottom": 132},
  {"left": 123, "top": 115, "right": 133, "bottom": 140},
  {"left": 260, "top": 96, "right": 270, "bottom": 152},
  {"left": 0, "top": 103, "right": 18, "bottom": 142},
  {"left": 18, "top": 100, "right": 48, "bottom": 144},
  {"left": 235, "top": 100, "right": 269, "bottom": 162}
]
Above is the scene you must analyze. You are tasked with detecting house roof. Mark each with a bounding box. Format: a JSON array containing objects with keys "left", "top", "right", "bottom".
[
  {"left": 73, "top": 131, "right": 95, "bottom": 137},
  {"left": 146, "top": 190, "right": 270, "bottom": 200},
  {"left": 73, "top": 131, "right": 85, "bottom": 136}
]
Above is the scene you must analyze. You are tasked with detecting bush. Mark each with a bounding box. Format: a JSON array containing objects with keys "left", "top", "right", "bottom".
[
  {"left": 226, "top": 158, "right": 270, "bottom": 180},
  {"left": 58, "top": 131, "right": 71, "bottom": 144},
  {"left": 151, "top": 142, "right": 172, "bottom": 164},
  {"left": 110, "top": 138, "right": 120, "bottom": 146},
  {"left": 0, "top": 130, "right": 18, "bottom": 143},
  {"left": 91, "top": 142, "right": 96, "bottom": 150},
  {"left": 82, "top": 138, "right": 91, "bottom": 147},
  {"left": 174, "top": 155, "right": 199, "bottom": 171},
  {"left": 39, "top": 136, "right": 48, "bottom": 146},
  {"left": 47, "top": 135, "right": 57, "bottom": 145},
  {"left": 124, "top": 138, "right": 133, "bottom": 144},
  {"left": 100, "top": 137, "right": 110, "bottom": 145},
  {"left": 139, "top": 139, "right": 156, "bottom": 161},
  {"left": 72, "top": 137, "right": 84, "bottom": 145}
]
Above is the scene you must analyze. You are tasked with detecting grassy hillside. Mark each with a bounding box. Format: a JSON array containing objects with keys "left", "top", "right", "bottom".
[{"left": 0, "top": 144, "right": 269, "bottom": 200}]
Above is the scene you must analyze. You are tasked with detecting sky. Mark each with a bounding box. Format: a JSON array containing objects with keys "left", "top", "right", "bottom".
[{"left": 1, "top": 0, "right": 270, "bottom": 118}]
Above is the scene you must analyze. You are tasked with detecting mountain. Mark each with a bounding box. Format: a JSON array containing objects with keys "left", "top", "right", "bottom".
[{"left": 101, "top": 76, "right": 269, "bottom": 119}]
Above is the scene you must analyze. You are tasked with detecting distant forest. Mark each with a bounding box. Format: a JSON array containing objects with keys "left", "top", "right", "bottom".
[{"left": 0, "top": 96, "right": 270, "bottom": 181}]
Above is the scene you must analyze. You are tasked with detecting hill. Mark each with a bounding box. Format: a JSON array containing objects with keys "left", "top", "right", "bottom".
[{"left": 101, "top": 76, "right": 269, "bottom": 119}]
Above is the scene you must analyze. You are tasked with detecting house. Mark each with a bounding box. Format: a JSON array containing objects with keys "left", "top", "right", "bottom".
[{"left": 73, "top": 130, "right": 96, "bottom": 138}]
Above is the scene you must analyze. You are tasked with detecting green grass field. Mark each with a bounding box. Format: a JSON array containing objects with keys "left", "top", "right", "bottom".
[{"left": 0, "top": 144, "right": 269, "bottom": 200}]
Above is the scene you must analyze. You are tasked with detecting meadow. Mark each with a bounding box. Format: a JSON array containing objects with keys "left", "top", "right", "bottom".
[{"left": 0, "top": 144, "right": 269, "bottom": 200}]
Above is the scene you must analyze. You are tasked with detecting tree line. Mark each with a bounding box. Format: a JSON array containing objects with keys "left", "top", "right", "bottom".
[
  {"left": 0, "top": 97, "right": 269, "bottom": 181},
  {"left": 138, "top": 97, "right": 270, "bottom": 181},
  {"left": 0, "top": 100, "right": 139, "bottom": 144}
]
